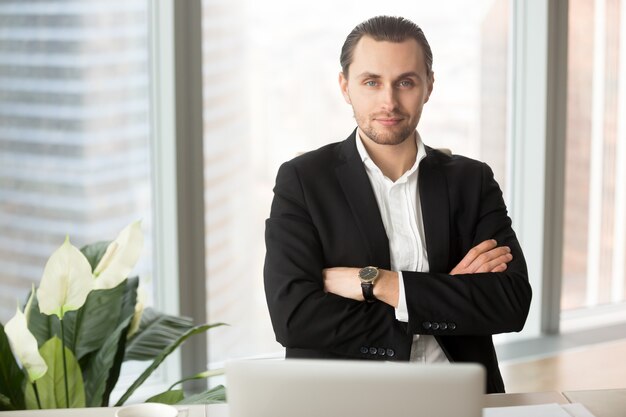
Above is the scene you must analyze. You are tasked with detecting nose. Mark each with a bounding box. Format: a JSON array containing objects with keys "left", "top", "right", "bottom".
[{"left": 380, "top": 85, "right": 398, "bottom": 112}]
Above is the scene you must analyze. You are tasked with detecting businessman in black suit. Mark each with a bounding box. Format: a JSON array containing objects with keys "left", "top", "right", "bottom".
[{"left": 264, "top": 16, "right": 532, "bottom": 393}]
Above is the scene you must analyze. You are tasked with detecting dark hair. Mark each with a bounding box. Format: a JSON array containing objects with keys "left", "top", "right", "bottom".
[{"left": 340, "top": 16, "right": 433, "bottom": 78}]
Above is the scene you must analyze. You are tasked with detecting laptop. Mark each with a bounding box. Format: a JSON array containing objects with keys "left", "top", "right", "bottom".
[{"left": 225, "top": 359, "right": 485, "bottom": 417}]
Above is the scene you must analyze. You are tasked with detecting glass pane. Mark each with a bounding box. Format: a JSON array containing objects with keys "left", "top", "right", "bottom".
[
  {"left": 203, "top": 0, "right": 510, "bottom": 363},
  {"left": 0, "top": 1, "right": 155, "bottom": 320},
  {"left": 561, "top": 0, "right": 626, "bottom": 312}
]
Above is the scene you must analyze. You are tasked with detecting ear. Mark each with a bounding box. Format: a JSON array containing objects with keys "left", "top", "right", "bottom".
[
  {"left": 338, "top": 72, "right": 352, "bottom": 104},
  {"left": 424, "top": 71, "right": 435, "bottom": 104}
]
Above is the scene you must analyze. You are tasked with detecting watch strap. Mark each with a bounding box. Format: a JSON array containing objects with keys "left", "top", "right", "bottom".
[{"left": 361, "top": 282, "right": 376, "bottom": 303}]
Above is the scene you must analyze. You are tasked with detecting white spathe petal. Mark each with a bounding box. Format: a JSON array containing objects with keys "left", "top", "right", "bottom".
[
  {"left": 94, "top": 221, "right": 144, "bottom": 290},
  {"left": 24, "top": 283, "right": 36, "bottom": 323},
  {"left": 127, "top": 299, "right": 144, "bottom": 339},
  {"left": 5, "top": 304, "right": 48, "bottom": 382},
  {"left": 127, "top": 285, "right": 146, "bottom": 339},
  {"left": 93, "top": 242, "right": 118, "bottom": 276},
  {"left": 37, "top": 237, "right": 93, "bottom": 318}
]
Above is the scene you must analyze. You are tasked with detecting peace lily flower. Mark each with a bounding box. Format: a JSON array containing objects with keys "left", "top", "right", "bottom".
[
  {"left": 127, "top": 286, "right": 145, "bottom": 338},
  {"left": 5, "top": 290, "right": 48, "bottom": 382},
  {"left": 37, "top": 237, "right": 94, "bottom": 318},
  {"left": 93, "top": 221, "right": 144, "bottom": 290}
]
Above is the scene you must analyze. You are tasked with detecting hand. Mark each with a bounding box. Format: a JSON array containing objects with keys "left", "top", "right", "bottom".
[
  {"left": 450, "top": 239, "right": 512, "bottom": 275},
  {"left": 323, "top": 267, "right": 363, "bottom": 301}
]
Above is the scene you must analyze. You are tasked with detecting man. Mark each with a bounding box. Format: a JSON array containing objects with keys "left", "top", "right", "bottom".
[{"left": 264, "top": 16, "right": 531, "bottom": 394}]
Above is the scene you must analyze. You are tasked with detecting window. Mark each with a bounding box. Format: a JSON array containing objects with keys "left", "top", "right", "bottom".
[
  {"left": 202, "top": 0, "right": 511, "bottom": 363},
  {"left": 561, "top": 0, "right": 626, "bottom": 329},
  {"left": 0, "top": 0, "right": 158, "bottom": 321}
]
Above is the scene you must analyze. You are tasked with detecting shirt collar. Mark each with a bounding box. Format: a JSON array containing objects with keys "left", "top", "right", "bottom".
[{"left": 355, "top": 128, "right": 427, "bottom": 181}]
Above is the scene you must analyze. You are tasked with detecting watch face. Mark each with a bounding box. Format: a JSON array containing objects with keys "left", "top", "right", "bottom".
[{"left": 359, "top": 266, "right": 378, "bottom": 283}]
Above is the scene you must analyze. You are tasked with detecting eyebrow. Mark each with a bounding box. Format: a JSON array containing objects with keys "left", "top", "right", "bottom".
[{"left": 356, "top": 71, "right": 420, "bottom": 80}]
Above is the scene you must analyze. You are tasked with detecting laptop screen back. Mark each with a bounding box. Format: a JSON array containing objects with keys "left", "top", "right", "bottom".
[{"left": 225, "top": 359, "right": 485, "bottom": 417}]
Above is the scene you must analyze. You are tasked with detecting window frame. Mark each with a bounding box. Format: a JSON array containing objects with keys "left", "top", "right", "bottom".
[
  {"left": 171, "top": 0, "right": 626, "bottom": 364},
  {"left": 113, "top": 0, "right": 185, "bottom": 403}
]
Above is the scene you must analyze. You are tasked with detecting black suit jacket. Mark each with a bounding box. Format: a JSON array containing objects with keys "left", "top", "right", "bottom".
[{"left": 264, "top": 130, "right": 532, "bottom": 393}]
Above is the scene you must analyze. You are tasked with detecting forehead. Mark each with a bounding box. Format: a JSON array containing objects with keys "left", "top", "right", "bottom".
[{"left": 350, "top": 36, "right": 427, "bottom": 78}]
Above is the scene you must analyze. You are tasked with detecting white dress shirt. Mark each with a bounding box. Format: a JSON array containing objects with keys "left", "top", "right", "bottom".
[{"left": 356, "top": 129, "right": 448, "bottom": 363}]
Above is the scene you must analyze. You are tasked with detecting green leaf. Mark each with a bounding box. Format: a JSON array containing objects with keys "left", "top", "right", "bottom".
[
  {"left": 101, "top": 276, "right": 138, "bottom": 405},
  {"left": 0, "top": 393, "right": 15, "bottom": 410},
  {"left": 0, "top": 325, "right": 25, "bottom": 409},
  {"left": 25, "top": 290, "right": 57, "bottom": 349},
  {"left": 177, "top": 385, "right": 226, "bottom": 405},
  {"left": 62, "top": 281, "right": 126, "bottom": 360},
  {"left": 80, "top": 241, "right": 111, "bottom": 272},
  {"left": 124, "top": 308, "right": 193, "bottom": 361},
  {"left": 82, "top": 277, "right": 138, "bottom": 407},
  {"left": 146, "top": 389, "right": 184, "bottom": 405},
  {"left": 167, "top": 369, "right": 224, "bottom": 391},
  {"left": 26, "top": 279, "right": 127, "bottom": 364},
  {"left": 81, "top": 316, "right": 132, "bottom": 407},
  {"left": 118, "top": 277, "right": 139, "bottom": 326},
  {"left": 115, "top": 322, "right": 226, "bottom": 406},
  {"left": 24, "top": 337, "right": 85, "bottom": 409}
]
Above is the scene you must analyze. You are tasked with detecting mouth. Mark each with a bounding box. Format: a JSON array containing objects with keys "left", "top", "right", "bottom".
[{"left": 375, "top": 118, "right": 403, "bottom": 127}]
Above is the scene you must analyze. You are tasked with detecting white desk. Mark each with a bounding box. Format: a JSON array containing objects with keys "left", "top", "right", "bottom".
[
  {"left": 0, "top": 405, "right": 205, "bottom": 417},
  {"left": 562, "top": 389, "right": 626, "bottom": 417},
  {"left": 1, "top": 390, "right": 624, "bottom": 417}
]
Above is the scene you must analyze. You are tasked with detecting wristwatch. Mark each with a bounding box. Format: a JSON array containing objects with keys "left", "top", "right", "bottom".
[{"left": 358, "top": 266, "right": 379, "bottom": 303}]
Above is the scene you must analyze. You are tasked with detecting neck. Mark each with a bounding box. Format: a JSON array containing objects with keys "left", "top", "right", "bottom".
[{"left": 359, "top": 131, "right": 418, "bottom": 182}]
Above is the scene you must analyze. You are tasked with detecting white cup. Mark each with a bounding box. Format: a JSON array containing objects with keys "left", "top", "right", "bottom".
[{"left": 115, "top": 403, "right": 179, "bottom": 417}]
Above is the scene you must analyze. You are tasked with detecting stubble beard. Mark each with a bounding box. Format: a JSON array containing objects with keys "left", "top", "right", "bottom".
[{"left": 355, "top": 113, "right": 416, "bottom": 146}]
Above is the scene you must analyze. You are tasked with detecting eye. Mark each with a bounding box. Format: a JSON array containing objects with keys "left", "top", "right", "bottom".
[
  {"left": 364, "top": 80, "right": 378, "bottom": 87},
  {"left": 398, "top": 80, "right": 414, "bottom": 88}
]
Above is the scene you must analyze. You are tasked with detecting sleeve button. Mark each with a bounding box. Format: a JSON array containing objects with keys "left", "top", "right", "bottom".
[
  {"left": 431, "top": 322, "right": 440, "bottom": 330},
  {"left": 369, "top": 347, "right": 377, "bottom": 355},
  {"left": 386, "top": 349, "right": 395, "bottom": 357},
  {"left": 448, "top": 323, "right": 456, "bottom": 330},
  {"left": 440, "top": 322, "right": 448, "bottom": 330},
  {"left": 422, "top": 321, "right": 432, "bottom": 329},
  {"left": 360, "top": 346, "right": 369, "bottom": 354},
  {"left": 378, "top": 348, "right": 386, "bottom": 356}
]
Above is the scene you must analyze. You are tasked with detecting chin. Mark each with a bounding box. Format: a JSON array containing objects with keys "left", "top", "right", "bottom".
[
  {"left": 373, "top": 137, "right": 407, "bottom": 146},
  {"left": 365, "top": 128, "right": 413, "bottom": 146}
]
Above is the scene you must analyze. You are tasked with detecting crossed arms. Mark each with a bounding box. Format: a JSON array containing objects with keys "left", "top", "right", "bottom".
[
  {"left": 264, "top": 155, "right": 532, "bottom": 358},
  {"left": 323, "top": 239, "right": 514, "bottom": 308}
]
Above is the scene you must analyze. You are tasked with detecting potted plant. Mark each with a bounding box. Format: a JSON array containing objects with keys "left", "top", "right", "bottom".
[{"left": 0, "top": 222, "right": 225, "bottom": 410}]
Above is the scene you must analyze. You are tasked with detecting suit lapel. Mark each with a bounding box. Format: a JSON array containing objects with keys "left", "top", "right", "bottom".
[
  {"left": 335, "top": 132, "right": 391, "bottom": 269},
  {"left": 419, "top": 148, "right": 450, "bottom": 273}
]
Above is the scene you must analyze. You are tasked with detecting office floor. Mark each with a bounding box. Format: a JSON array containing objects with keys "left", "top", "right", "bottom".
[{"left": 500, "top": 338, "right": 626, "bottom": 392}]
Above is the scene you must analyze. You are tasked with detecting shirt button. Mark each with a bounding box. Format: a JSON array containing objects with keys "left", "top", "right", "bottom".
[
  {"left": 431, "top": 322, "right": 440, "bottom": 330},
  {"left": 369, "top": 347, "right": 377, "bottom": 355},
  {"left": 422, "top": 321, "right": 432, "bottom": 329},
  {"left": 386, "top": 349, "right": 395, "bottom": 357},
  {"left": 360, "top": 346, "right": 369, "bottom": 354},
  {"left": 448, "top": 323, "right": 456, "bottom": 330},
  {"left": 440, "top": 322, "right": 448, "bottom": 330}
]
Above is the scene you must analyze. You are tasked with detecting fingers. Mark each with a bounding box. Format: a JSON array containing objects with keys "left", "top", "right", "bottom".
[
  {"left": 467, "top": 246, "right": 512, "bottom": 273},
  {"left": 450, "top": 239, "right": 513, "bottom": 275},
  {"left": 490, "top": 263, "right": 508, "bottom": 273},
  {"left": 474, "top": 251, "right": 512, "bottom": 273},
  {"left": 456, "top": 239, "right": 497, "bottom": 269}
]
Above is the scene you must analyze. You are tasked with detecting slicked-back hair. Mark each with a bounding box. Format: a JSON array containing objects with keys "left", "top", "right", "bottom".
[{"left": 340, "top": 16, "right": 433, "bottom": 79}]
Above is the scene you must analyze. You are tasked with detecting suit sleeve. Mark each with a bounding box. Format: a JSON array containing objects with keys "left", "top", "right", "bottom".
[
  {"left": 402, "top": 162, "right": 532, "bottom": 336},
  {"left": 264, "top": 161, "right": 412, "bottom": 359}
]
